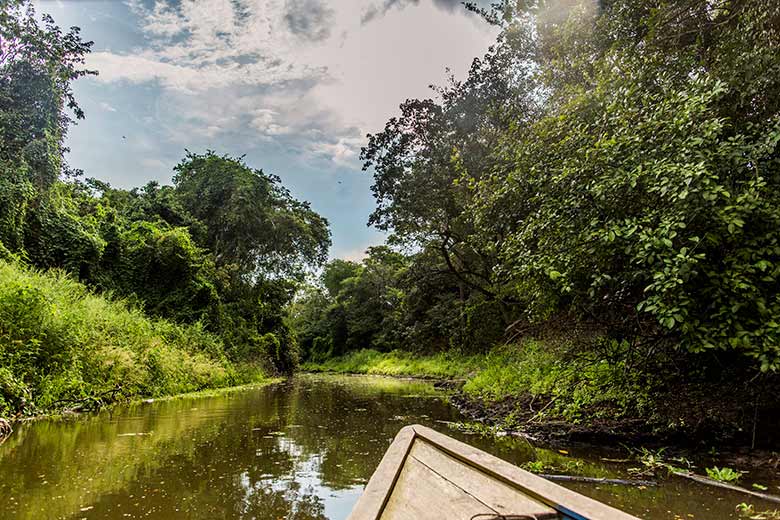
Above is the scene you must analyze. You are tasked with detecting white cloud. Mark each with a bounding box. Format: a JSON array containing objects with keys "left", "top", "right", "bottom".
[
  {"left": 89, "top": 52, "right": 204, "bottom": 91},
  {"left": 340, "top": 246, "right": 369, "bottom": 262},
  {"left": 89, "top": 0, "right": 498, "bottom": 164},
  {"left": 335, "top": 231, "right": 390, "bottom": 260},
  {"left": 311, "top": 136, "right": 364, "bottom": 167},
  {"left": 99, "top": 101, "right": 117, "bottom": 112},
  {"left": 250, "top": 109, "right": 292, "bottom": 137},
  {"left": 307, "top": 1, "right": 495, "bottom": 134},
  {"left": 140, "top": 157, "right": 169, "bottom": 170},
  {"left": 128, "top": 0, "right": 187, "bottom": 37}
]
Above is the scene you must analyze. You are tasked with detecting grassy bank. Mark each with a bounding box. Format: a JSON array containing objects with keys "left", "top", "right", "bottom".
[
  {"left": 302, "top": 340, "right": 769, "bottom": 443},
  {"left": 302, "top": 348, "right": 485, "bottom": 379},
  {"left": 303, "top": 343, "right": 654, "bottom": 422},
  {"left": 0, "top": 260, "right": 269, "bottom": 418},
  {"left": 303, "top": 344, "right": 780, "bottom": 447}
]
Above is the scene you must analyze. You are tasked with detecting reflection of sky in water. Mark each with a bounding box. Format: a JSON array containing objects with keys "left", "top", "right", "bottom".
[
  {"left": 243, "top": 436, "right": 365, "bottom": 519},
  {"left": 1, "top": 374, "right": 779, "bottom": 520}
]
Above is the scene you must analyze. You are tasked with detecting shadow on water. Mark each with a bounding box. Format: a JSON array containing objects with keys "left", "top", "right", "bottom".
[{"left": 0, "top": 374, "right": 777, "bottom": 519}]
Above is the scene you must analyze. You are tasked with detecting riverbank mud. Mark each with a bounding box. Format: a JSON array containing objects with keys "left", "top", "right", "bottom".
[{"left": 448, "top": 386, "right": 780, "bottom": 462}]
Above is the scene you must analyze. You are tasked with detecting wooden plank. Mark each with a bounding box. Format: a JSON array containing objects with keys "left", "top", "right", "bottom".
[
  {"left": 347, "top": 425, "right": 417, "bottom": 520},
  {"left": 409, "top": 439, "right": 559, "bottom": 519},
  {"left": 412, "top": 425, "right": 641, "bottom": 520},
  {"left": 380, "top": 455, "right": 495, "bottom": 520}
]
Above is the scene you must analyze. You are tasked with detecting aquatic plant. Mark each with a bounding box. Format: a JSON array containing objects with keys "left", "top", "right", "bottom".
[
  {"left": 737, "top": 503, "right": 780, "bottom": 519},
  {"left": 706, "top": 466, "right": 744, "bottom": 483},
  {"left": 628, "top": 447, "right": 692, "bottom": 477}
]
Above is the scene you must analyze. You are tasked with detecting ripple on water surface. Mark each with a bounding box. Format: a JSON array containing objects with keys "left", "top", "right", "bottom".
[{"left": 0, "top": 374, "right": 777, "bottom": 519}]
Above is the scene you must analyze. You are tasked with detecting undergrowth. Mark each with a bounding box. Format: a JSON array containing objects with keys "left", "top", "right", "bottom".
[
  {"left": 303, "top": 341, "right": 657, "bottom": 423},
  {"left": 463, "top": 343, "right": 657, "bottom": 422},
  {"left": 301, "top": 348, "right": 484, "bottom": 379},
  {"left": 0, "top": 260, "right": 267, "bottom": 417}
]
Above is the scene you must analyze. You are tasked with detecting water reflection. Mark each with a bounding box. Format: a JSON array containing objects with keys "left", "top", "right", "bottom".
[
  {"left": 0, "top": 375, "right": 453, "bottom": 520},
  {"left": 0, "top": 374, "right": 777, "bottom": 520}
]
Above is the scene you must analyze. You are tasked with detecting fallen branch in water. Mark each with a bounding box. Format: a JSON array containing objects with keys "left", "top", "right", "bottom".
[
  {"left": 539, "top": 474, "right": 657, "bottom": 486},
  {"left": 673, "top": 471, "right": 780, "bottom": 504}
]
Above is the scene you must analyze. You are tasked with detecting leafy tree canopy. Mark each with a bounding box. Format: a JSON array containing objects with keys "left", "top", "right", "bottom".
[{"left": 173, "top": 151, "right": 331, "bottom": 280}]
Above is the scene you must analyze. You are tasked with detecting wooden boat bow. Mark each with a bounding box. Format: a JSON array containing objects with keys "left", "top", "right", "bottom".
[{"left": 347, "top": 424, "right": 641, "bottom": 520}]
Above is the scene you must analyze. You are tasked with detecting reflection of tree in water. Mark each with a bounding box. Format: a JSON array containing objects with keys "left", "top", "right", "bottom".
[
  {"left": 72, "top": 417, "right": 329, "bottom": 519},
  {"left": 286, "top": 379, "right": 452, "bottom": 511},
  {"left": 235, "top": 477, "right": 327, "bottom": 520},
  {"left": 4, "top": 376, "right": 769, "bottom": 520},
  {"left": 277, "top": 376, "right": 458, "bottom": 491},
  {"left": 9, "top": 376, "right": 454, "bottom": 520}
]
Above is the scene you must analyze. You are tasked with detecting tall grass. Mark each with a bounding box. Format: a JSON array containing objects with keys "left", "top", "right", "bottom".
[
  {"left": 303, "top": 342, "right": 655, "bottom": 422},
  {"left": 302, "top": 349, "right": 485, "bottom": 379},
  {"left": 0, "top": 260, "right": 266, "bottom": 417},
  {"left": 462, "top": 343, "right": 655, "bottom": 420}
]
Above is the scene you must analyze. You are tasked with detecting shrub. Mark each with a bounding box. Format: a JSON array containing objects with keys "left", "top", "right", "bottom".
[{"left": 0, "top": 260, "right": 264, "bottom": 416}]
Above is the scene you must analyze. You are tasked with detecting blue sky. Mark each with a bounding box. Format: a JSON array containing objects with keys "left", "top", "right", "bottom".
[{"left": 39, "top": 0, "right": 498, "bottom": 259}]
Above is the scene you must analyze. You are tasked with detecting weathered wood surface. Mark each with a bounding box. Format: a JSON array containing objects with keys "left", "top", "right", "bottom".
[
  {"left": 381, "top": 439, "right": 558, "bottom": 520},
  {"left": 408, "top": 439, "right": 557, "bottom": 518},
  {"left": 347, "top": 424, "right": 642, "bottom": 520},
  {"left": 381, "top": 455, "right": 492, "bottom": 520},
  {"left": 347, "top": 424, "right": 416, "bottom": 520}
]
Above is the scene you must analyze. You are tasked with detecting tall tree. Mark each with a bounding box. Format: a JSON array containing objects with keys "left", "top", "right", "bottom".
[
  {"left": 471, "top": 0, "right": 780, "bottom": 368},
  {"left": 173, "top": 151, "right": 331, "bottom": 280},
  {"left": 0, "top": 0, "right": 95, "bottom": 183}
]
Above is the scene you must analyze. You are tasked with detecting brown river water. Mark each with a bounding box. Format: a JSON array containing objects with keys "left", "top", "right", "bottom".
[{"left": 0, "top": 374, "right": 777, "bottom": 519}]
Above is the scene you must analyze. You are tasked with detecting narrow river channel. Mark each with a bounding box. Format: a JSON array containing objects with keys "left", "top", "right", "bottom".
[{"left": 0, "top": 374, "right": 776, "bottom": 519}]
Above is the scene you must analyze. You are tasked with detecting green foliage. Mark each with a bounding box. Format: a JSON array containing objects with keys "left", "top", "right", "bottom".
[
  {"left": 520, "top": 458, "right": 585, "bottom": 476},
  {"left": 480, "top": 0, "right": 780, "bottom": 369},
  {"left": 287, "top": 285, "right": 332, "bottom": 361},
  {"left": 302, "top": 348, "right": 484, "bottom": 379},
  {"left": 308, "top": 335, "right": 334, "bottom": 363},
  {"left": 462, "top": 341, "right": 658, "bottom": 421},
  {"left": 0, "top": 1, "right": 95, "bottom": 192},
  {"left": 484, "top": 69, "right": 780, "bottom": 368},
  {"left": 304, "top": 340, "right": 660, "bottom": 422},
  {"left": 0, "top": 161, "right": 35, "bottom": 251},
  {"left": 0, "top": 260, "right": 266, "bottom": 417},
  {"left": 339, "top": 0, "right": 780, "bottom": 372},
  {"left": 628, "top": 447, "right": 691, "bottom": 477},
  {"left": 291, "top": 245, "right": 509, "bottom": 361},
  {"left": 706, "top": 466, "right": 744, "bottom": 483},
  {"left": 22, "top": 181, "right": 106, "bottom": 276},
  {"left": 0, "top": 240, "right": 13, "bottom": 261},
  {"left": 737, "top": 503, "right": 780, "bottom": 520},
  {"left": 172, "top": 151, "right": 330, "bottom": 279},
  {"left": 258, "top": 331, "right": 299, "bottom": 374},
  {"left": 356, "top": 29, "right": 537, "bottom": 345},
  {"left": 321, "top": 259, "right": 360, "bottom": 297},
  {"left": 6, "top": 0, "right": 780, "bottom": 431},
  {"left": 0, "top": 4, "right": 328, "bottom": 379},
  {"left": 98, "top": 220, "right": 219, "bottom": 323}
]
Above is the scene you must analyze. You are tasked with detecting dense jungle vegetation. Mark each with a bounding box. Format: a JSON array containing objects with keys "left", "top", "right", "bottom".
[
  {"left": 2, "top": 0, "right": 780, "bottom": 445},
  {"left": 294, "top": 0, "right": 780, "bottom": 444},
  {"left": 0, "top": 1, "right": 329, "bottom": 416}
]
